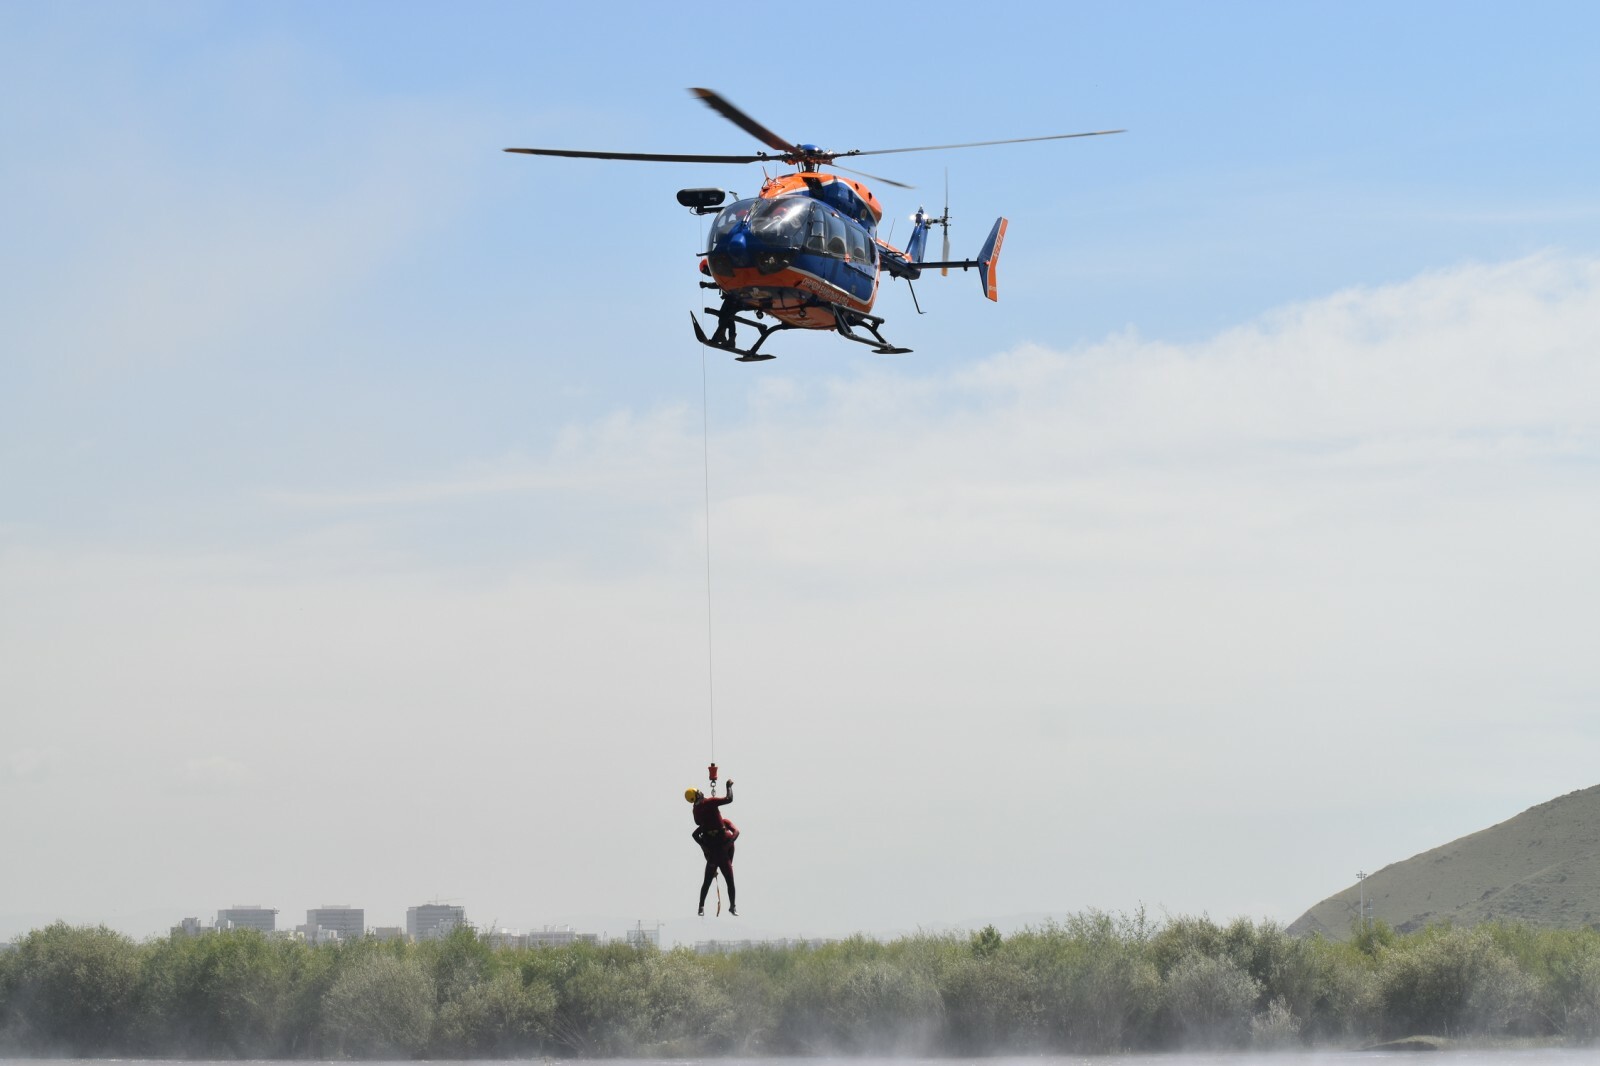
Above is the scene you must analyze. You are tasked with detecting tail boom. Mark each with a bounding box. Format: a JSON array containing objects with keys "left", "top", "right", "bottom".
[{"left": 880, "top": 216, "right": 1009, "bottom": 301}]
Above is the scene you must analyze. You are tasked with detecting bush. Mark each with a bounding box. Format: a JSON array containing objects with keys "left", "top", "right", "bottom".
[
  {"left": 1019, "top": 912, "right": 1159, "bottom": 1052},
  {"left": 134, "top": 928, "right": 302, "bottom": 1056},
  {"left": 1161, "top": 950, "right": 1260, "bottom": 1047},
  {"left": 432, "top": 969, "right": 553, "bottom": 1056},
  {"left": 11, "top": 914, "right": 1600, "bottom": 1055},
  {"left": 322, "top": 953, "right": 434, "bottom": 1057},
  {"left": 1251, "top": 995, "right": 1302, "bottom": 1048},
  {"left": 1378, "top": 925, "right": 1537, "bottom": 1037},
  {"left": 0, "top": 923, "right": 141, "bottom": 1054}
]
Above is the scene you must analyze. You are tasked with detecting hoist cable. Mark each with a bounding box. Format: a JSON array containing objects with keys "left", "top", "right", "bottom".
[
  {"left": 698, "top": 213, "right": 716, "bottom": 761},
  {"left": 701, "top": 339, "right": 715, "bottom": 760}
]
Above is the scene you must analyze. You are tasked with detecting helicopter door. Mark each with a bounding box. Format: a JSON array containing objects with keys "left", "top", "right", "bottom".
[
  {"left": 846, "top": 223, "right": 874, "bottom": 275},
  {"left": 824, "top": 212, "right": 848, "bottom": 259},
  {"left": 803, "top": 204, "right": 829, "bottom": 255}
]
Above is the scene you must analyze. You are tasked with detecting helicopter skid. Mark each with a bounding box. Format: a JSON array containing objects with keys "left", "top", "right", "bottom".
[
  {"left": 693, "top": 299, "right": 912, "bottom": 360},
  {"left": 830, "top": 305, "right": 911, "bottom": 355},
  {"left": 691, "top": 307, "right": 791, "bottom": 361}
]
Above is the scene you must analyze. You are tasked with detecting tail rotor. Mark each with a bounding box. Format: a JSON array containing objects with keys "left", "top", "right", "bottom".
[
  {"left": 940, "top": 171, "right": 951, "bottom": 276},
  {"left": 907, "top": 170, "right": 954, "bottom": 274}
]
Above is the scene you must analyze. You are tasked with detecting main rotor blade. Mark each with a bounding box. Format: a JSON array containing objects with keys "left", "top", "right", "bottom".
[
  {"left": 846, "top": 129, "right": 1126, "bottom": 158},
  {"left": 831, "top": 162, "right": 915, "bottom": 190},
  {"left": 504, "top": 147, "right": 769, "bottom": 164},
  {"left": 689, "top": 87, "right": 801, "bottom": 156}
]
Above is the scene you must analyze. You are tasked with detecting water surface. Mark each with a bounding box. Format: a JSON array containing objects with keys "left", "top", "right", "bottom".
[{"left": 10, "top": 1053, "right": 1596, "bottom": 1066}]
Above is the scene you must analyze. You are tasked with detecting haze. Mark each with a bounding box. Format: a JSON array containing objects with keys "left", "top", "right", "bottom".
[{"left": 3, "top": 3, "right": 1598, "bottom": 946}]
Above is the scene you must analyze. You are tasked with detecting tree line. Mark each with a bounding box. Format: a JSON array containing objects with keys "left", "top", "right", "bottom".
[{"left": 4, "top": 912, "right": 1600, "bottom": 1057}]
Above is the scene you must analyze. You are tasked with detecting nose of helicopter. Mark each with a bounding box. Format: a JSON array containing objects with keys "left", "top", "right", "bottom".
[
  {"left": 706, "top": 227, "right": 749, "bottom": 276},
  {"left": 707, "top": 225, "right": 795, "bottom": 278}
]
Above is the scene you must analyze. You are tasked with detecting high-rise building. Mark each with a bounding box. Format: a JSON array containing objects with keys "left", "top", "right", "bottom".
[
  {"left": 216, "top": 905, "right": 277, "bottom": 932},
  {"left": 406, "top": 903, "right": 465, "bottom": 941},
  {"left": 306, "top": 906, "right": 364, "bottom": 941}
]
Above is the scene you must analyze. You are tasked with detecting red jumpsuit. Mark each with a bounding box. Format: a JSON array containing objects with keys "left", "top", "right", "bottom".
[{"left": 692, "top": 792, "right": 737, "bottom": 913}]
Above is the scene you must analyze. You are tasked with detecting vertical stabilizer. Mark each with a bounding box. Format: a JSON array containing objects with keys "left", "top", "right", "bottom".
[
  {"left": 906, "top": 208, "right": 932, "bottom": 264},
  {"left": 977, "top": 217, "right": 1007, "bottom": 302}
]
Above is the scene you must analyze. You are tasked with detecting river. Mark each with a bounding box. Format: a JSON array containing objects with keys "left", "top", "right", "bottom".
[{"left": 5, "top": 1053, "right": 1597, "bottom": 1065}]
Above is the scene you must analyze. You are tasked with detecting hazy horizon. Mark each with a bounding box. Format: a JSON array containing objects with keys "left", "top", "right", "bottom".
[{"left": 4, "top": 3, "right": 1599, "bottom": 947}]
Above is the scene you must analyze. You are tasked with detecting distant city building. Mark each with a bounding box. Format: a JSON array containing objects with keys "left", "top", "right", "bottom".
[
  {"left": 406, "top": 903, "right": 464, "bottom": 941},
  {"left": 625, "top": 922, "right": 662, "bottom": 948},
  {"left": 371, "top": 926, "right": 405, "bottom": 942},
  {"left": 217, "top": 905, "right": 277, "bottom": 932},
  {"left": 171, "top": 917, "right": 210, "bottom": 937},
  {"left": 306, "top": 906, "right": 364, "bottom": 941},
  {"left": 295, "top": 923, "right": 343, "bottom": 945},
  {"left": 523, "top": 928, "right": 577, "bottom": 949},
  {"left": 695, "top": 937, "right": 832, "bottom": 955},
  {"left": 485, "top": 926, "right": 599, "bottom": 950}
]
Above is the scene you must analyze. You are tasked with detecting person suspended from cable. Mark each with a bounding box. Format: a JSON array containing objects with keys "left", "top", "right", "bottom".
[{"left": 685, "top": 762, "right": 737, "bottom": 916}]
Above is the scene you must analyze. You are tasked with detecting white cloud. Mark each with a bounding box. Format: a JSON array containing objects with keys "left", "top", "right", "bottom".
[{"left": 3, "top": 254, "right": 1598, "bottom": 931}]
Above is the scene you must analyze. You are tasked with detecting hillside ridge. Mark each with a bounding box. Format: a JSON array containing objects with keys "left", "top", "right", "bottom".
[{"left": 1289, "top": 784, "right": 1600, "bottom": 937}]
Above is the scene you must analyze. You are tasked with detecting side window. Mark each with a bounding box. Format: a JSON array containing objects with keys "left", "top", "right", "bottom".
[
  {"left": 805, "top": 203, "right": 828, "bottom": 253},
  {"left": 825, "top": 212, "right": 847, "bottom": 259},
  {"left": 847, "top": 224, "right": 871, "bottom": 265}
]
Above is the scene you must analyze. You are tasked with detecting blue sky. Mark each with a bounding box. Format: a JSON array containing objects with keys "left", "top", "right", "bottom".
[{"left": 3, "top": 2, "right": 1600, "bottom": 943}]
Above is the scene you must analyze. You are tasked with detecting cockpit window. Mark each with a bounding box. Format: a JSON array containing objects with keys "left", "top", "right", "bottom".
[
  {"left": 747, "top": 197, "right": 810, "bottom": 244},
  {"left": 709, "top": 198, "right": 757, "bottom": 243},
  {"left": 805, "top": 207, "right": 828, "bottom": 254},
  {"left": 824, "top": 212, "right": 848, "bottom": 258},
  {"left": 848, "top": 225, "right": 872, "bottom": 265}
]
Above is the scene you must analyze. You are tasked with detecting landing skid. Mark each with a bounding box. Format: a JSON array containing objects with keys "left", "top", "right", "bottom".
[
  {"left": 691, "top": 298, "right": 912, "bottom": 360},
  {"left": 691, "top": 307, "right": 786, "bottom": 362},
  {"left": 830, "top": 305, "right": 912, "bottom": 355}
]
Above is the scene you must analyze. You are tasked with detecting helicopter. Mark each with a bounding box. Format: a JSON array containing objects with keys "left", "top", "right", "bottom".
[{"left": 505, "top": 89, "right": 1122, "bottom": 361}]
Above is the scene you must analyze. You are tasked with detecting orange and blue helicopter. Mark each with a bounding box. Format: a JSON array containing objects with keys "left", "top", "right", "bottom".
[{"left": 506, "top": 89, "right": 1121, "bottom": 361}]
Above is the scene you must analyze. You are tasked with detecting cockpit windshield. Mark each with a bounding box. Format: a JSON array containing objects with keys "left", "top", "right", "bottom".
[
  {"left": 708, "top": 198, "right": 757, "bottom": 244},
  {"left": 746, "top": 197, "right": 811, "bottom": 246},
  {"left": 708, "top": 194, "right": 873, "bottom": 266},
  {"left": 710, "top": 196, "right": 815, "bottom": 251}
]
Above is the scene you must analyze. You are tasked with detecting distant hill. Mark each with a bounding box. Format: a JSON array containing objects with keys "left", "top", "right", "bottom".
[{"left": 1289, "top": 785, "right": 1600, "bottom": 938}]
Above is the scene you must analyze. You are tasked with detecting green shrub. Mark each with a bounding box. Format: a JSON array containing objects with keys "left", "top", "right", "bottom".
[
  {"left": 322, "top": 952, "right": 434, "bottom": 1057},
  {"left": 1161, "top": 950, "right": 1260, "bottom": 1047},
  {"left": 0, "top": 923, "right": 141, "bottom": 1054},
  {"left": 1016, "top": 913, "right": 1159, "bottom": 1052},
  {"left": 1378, "top": 925, "right": 1537, "bottom": 1037},
  {"left": 10, "top": 913, "right": 1600, "bottom": 1055}
]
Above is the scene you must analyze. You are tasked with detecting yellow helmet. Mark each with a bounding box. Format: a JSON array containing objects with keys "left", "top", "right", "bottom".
[{"left": 684, "top": 787, "right": 700, "bottom": 803}]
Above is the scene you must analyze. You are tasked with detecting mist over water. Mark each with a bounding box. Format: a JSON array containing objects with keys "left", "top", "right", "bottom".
[{"left": 5, "top": 1057, "right": 1598, "bottom": 1066}]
